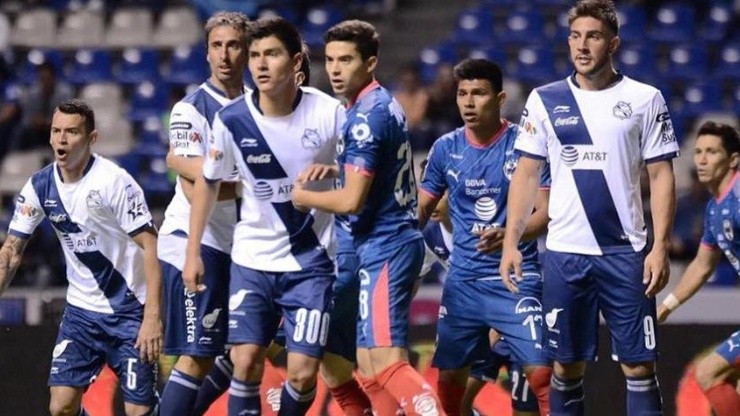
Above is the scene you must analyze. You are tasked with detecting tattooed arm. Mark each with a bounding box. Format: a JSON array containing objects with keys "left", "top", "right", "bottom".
[{"left": 0, "top": 235, "right": 29, "bottom": 296}]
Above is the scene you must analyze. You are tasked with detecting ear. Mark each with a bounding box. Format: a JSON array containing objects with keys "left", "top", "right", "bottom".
[
  {"left": 88, "top": 130, "right": 98, "bottom": 147},
  {"left": 497, "top": 90, "right": 507, "bottom": 107},
  {"left": 366, "top": 56, "right": 378, "bottom": 74},
  {"left": 608, "top": 35, "right": 620, "bottom": 55},
  {"left": 293, "top": 52, "right": 303, "bottom": 74},
  {"left": 730, "top": 152, "right": 740, "bottom": 170}
]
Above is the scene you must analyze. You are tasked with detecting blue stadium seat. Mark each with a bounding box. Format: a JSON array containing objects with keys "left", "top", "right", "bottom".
[
  {"left": 512, "top": 45, "right": 555, "bottom": 86},
  {"left": 500, "top": 9, "right": 545, "bottom": 44},
  {"left": 451, "top": 7, "right": 494, "bottom": 47},
  {"left": 67, "top": 49, "right": 113, "bottom": 85},
  {"left": 649, "top": 4, "right": 694, "bottom": 43},
  {"left": 733, "top": 85, "right": 740, "bottom": 114},
  {"left": 163, "top": 44, "right": 208, "bottom": 86},
  {"left": 137, "top": 116, "right": 166, "bottom": 150},
  {"left": 417, "top": 42, "right": 457, "bottom": 84},
  {"left": 18, "top": 49, "right": 65, "bottom": 85},
  {"left": 676, "top": 81, "right": 723, "bottom": 118},
  {"left": 301, "top": 6, "right": 343, "bottom": 49},
  {"left": 257, "top": 6, "right": 300, "bottom": 25},
  {"left": 616, "top": 6, "right": 647, "bottom": 43},
  {"left": 713, "top": 43, "right": 740, "bottom": 83},
  {"left": 116, "top": 48, "right": 159, "bottom": 85},
  {"left": 466, "top": 47, "right": 506, "bottom": 66},
  {"left": 615, "top": 42, "right": 657, "bottom": 84},
  {"left": 551, "top": 10, "right": 570, "bottom": 41},
  {"left": 663, "top": 44, "right": 708, "bottom": 82},
  {"left": 128, "top": 81, "right": 168, "bottom": 122},
  {"left": 698, "top": 3, "right": 733, "bottom": 43}
]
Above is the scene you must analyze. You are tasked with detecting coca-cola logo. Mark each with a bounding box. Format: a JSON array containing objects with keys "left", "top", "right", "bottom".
[
  {"left": 246, "top": 154, "right": 272, "bottom": 164},
  {"left": 554, "top": 116, "right": 580, "bottom": 126}
]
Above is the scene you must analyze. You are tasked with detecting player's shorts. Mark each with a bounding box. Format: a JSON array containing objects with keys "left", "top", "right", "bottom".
[
  {"left": 48, "top": 305, "right": 157, "bottom": 406},
  {"left": 325, "top": 250, "right": 360, "bottom": 361},
  {"left": 355, "top": 237, "right": 424, "bottom": 349},
  {"left": 433, "top": 274, "right": 548, "bottom": 370},
  {"left": 714, "top": 329, "right": 740, "bottom": 369},
  {"left": 228, "top": 262, "right": 334, "bottom": 358},
  {"left": 160, "top": 233, "right": 230, "bottom": 357},
  {"left": 469, "top": 340, "right": 539, "bottom": 413},
  {"left": 542, "top": 250, "right": 658, "bottom": 363}
]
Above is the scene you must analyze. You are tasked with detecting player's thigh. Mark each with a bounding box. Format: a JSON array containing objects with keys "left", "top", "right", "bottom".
[
  {"left": 228, "top": 264, "right": 281, "bottom": 346},
  {"left": 356, "top": 239, "right": 424, "bottom": 349},
  {"left": 542, "top": 251, "right": 599, "bottom": 363},
  {"left": 326, "top": 251, "right": 361, "bottom": 362},
  {"left": 594, "top": 251, "right": 658, "bottom": 363},
  {"left": 106, "top": 316, "right": 157, "bottom": 407},
  {"left": 48, "top": 307, "right": 106, "bottom": 389}
]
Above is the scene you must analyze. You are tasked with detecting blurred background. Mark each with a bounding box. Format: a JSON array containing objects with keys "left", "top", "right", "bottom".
[{"left": 0, "top": 0, "right": 737, "bottom": 415}]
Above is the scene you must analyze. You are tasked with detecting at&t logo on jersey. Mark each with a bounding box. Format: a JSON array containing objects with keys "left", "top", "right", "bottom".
[
  {"left": 474, "top": 197, "right": 497, "bottom": 221},
  {"left": 560, "top": 146, "right": 607, "bottom": 166}
]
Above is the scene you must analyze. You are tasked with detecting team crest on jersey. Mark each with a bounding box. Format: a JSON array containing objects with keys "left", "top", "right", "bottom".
[
  {"left": 351, "top": 114, "right": 373, "bottom": 148},
  {"left": 723, "top": 219, "right": 734, "bottom": 241},
  {"left": 86, "top": 190, "right": 103, "bottom": 208},
  {"left": 208, "top": 148, "right": 224, "bottom": 161},
  {"left": 612, "top": 101, "right": 632, "bottom": 120},
  {"left": 14, "top": 203, "right": 39, "bottom": 219},
  {"left": 503, "top": 157, "right": 518, "bottom": 181},
  {"left": 301, "top": 128, "right": 322, "bottom": 149}
]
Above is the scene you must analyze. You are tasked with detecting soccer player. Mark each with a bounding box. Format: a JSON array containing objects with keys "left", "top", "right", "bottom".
[
  {"left": 182, "top": 17, "right": 344, "bottom": 416},
  {"left": 417, "top": 58, "right": 551, "bottom": 416},
  {"left": 0, "top": 99, "right": 162, "bottom": 416},
  {"left": 292, "top": 19, "right": 445, "bottom": 415},
  {"left": 499, "top": 1, "right": 679, "bottom": 415},
  {"left": 157, "top": 11, "right": 250, "bottom": 416},
  {"left": 657, "top": 122, "right": 740, "bottom": 416}
]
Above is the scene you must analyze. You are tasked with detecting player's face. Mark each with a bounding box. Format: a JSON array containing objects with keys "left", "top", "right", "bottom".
[
  {"left": 207, "top": 25, "right": 248, "bottom": 87},
  {"left": 456, "top": 79, "right": 505, "bottom": 130},
  {"left": 325, "top": 41, "right": 377, "bottom": 100},
  {"left": 568, "top": 16, "right": 618, "bottom": 77},
  {"left": 249, "top": 35, "right": 301, "bottom": 95},
  {"left": 49, "top": 111, "right": 96, "bottom": 171},
  {"left": 694, "top": 134, "right": 739, "bottom": 187}
]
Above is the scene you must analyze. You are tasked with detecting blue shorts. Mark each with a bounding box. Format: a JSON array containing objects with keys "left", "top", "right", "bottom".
[
  {"left": 355, "top": 238, "right": 424, "bottom": 349},
  {"left": 48, "top": 305, "right": 157, "bottom": 406},
  {"left": 325, "top": 250, "right": 360, "bottom": 361},
  {"left": 469, "top": 340, "right": 539, "bottom": 413},
  {"left": 161, "top": 240, "right": 230, "bottom": 357},
  {"left": 228, "top": 263, "right": 334, "bottom": 358},
  {"left": 433, "top": 276, "right": 548, "bottom": 370},
  {"left": 543, "top": 250, "right": 658, "bottom": 363},
  {"left": 714, "top": 329, "right": 740, "bottom": 369}
]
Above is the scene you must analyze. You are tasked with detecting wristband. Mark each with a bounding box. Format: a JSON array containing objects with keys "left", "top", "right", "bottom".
[{"left": 662, "top": 293, "right": 680, "bottom": 311}]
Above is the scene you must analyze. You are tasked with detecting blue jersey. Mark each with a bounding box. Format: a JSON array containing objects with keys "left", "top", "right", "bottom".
[
  {"left": 701, "top": 172, "right": 740, "bottom": 276},
  {"left": 338, "top": 81, "right": 419, "bottom": 246},
  {"left": 423, "top": 221, "right": 451, "bottom": 263},
  {"left": 421, "top": 122, "right": 549, "bottom": 280}
]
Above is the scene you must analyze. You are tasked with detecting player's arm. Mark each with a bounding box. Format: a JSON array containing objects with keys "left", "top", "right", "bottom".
[
  {"left": 293, "top": 169, "right": 373, "bottom": 215},
  {"left": 184, "top": 175, "right": 221, "bottom": 292},
  {"left": 500, "top": 156, "right": 544, "bottom": 293},
  {"left": 131, "top": 226, "right": 163, "bottom": 363},
  {"left": 657, "top": 244, "right": 721, "bottom": 322},
  {"left": 644, "top": 159, "right": 676, "bottom": 297},
  {"left": 296, "top": 163, "right": 340, "bottom": 184},
  {"left": 417, "top": 189, "right": 441, "bottom": 230},
  {"left": 0, "top": 235, "right": 29, "bottom": 296}
]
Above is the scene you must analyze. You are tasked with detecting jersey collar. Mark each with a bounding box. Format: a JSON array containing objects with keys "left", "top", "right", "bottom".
[
  {"left": 347, "top": 80, "right": 380, "bottom": 109},
  {"left": 464, "top": 119, "right": 509, "bottom": 149},
  {"left": 716, "top": 171, "right": 740, "bottom": 203},
  {"left": 569, "top": 70, "right": 624, "bottom": 90},
  {"left": 56, "top": 154, "right": 96, "bottom": 183},
  {"left": 250, "top": 88, "right": 304, "bottom": 116}
]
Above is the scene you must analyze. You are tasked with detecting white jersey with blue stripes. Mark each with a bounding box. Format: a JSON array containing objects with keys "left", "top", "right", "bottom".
[
  {"left": 9, "top": 155, "right": 153, "bottom": 314},
  {"left": 514, "top": 74, "right": 680, "bottom": 255},
  {"left": 204, "top": 86, "right": 345, "bottom": 272}
]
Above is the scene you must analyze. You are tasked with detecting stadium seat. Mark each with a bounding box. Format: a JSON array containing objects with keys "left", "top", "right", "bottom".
[
  {"left": 417, "top": 42, "right": 457, "bottom": 84},
  {"left": 57, "top": 9, "right": 105, "bottom": 49},
  {"left": 615, "top": 42, "right": 657, "bottom": 84},
  {"left": 649, "top": 4, "right": 694, "bottom": 43},
  {"left": 116, "top": 47, "right": 159, "bottom": 85},
  {"left": 152, "top": 6, "right": 202, "bottom": 48},
  {"left": 466, "top": 47, "right": 506, "bottom": 66},
  {"left": 67, "top": 49, "right": 113, "bottom": 84},
  {"left": 500, "top": 9, "right": 544, "bottom": 44},
  {"left": 0, "top": 149, "right": 50, "bottom": 196},
  {"left": 733, "top": 85, "right": 740, "bottom": 114},
  {"left": 258, "top": 6, "right": 300, "bottom": 25},
  {"left": 616, "top": 6, "right": 647, "bottom": 43},
  {"left": 163, "top": 44, "right": 209, "bottom": 86},
  {"left": 127, "top": 81, "right": 168, "bottom": 122},
  {"left": 713, "top": 43, "right": 740, "bottom": 83},
  {"left": 18, "top": 49, "right": 65, "bottom": 85},
  {"left": 301, "top": 6, "right": 343, "bottom": 49},
  {"left": 105, "top": 7, "right": 153, "bottom": 48},
  {"left": 451, "top": 7, "right": 494, "bottom": 47},
  {"left": 551, "top": 10, "right": 570, "bottom": 41},
  {"left": 94, "top": 117, "right": 134, "bottom": 157},
  {"left": 663, "top": 44, "right": 708, "bottom": 82},
  {"left": 137, "top": 116, "right": 166, "bottom": 148},
  {"left": 78, "top": 82, "right": 124, "bottom": 116},
  {"left": 676, "top": 81, "right": 723, "bottom": 118},
  {"left": 10, "top": 8, "right": 57, "bottom": 48},
  {"left": 697, "top": 3, "right": 733, "bottom": 43},
  {"left": 512, "top": 44, "right": 556, "bottom": 86}
]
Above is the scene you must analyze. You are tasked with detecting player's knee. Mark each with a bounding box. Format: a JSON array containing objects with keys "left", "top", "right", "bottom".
[
  {"left": 230, "top": 345, "right": 264, "bottom": 380},
  {"left": 619, "top": 361, "right": 655, "bottom": 378},
  {"left": 320, "top": 354, "right": 354, "bottom": 388},
  {"left": 287, "top": 364, "right": 320, "bottom": 391},
  {"left": 124, "top": 402, "right": 156, "bottom": 416},
  {"left": 48, "top": 399, "right": 79, "bottom": 416},
  {"left": 553, "top": 361, "right": 586, "bottom": 379}
]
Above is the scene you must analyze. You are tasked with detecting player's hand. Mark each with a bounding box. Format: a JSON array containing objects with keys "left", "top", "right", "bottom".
[
  {"left": 656, "top": 305, "right": 671, "bottom": 323},
  {"left": 296, "top": 163, "right": 337, "bottom": 185},
  {"left": 475, "top": 227, "right": 505, "bottom": 254},
  {"left": 499, "top": 246, "right": 523, "bottom": 294},
  {"left": 135, "top": 315, "right": 162, "bottom": 363},
  {"left": 291, "top": 187, "right": 310, "bottom": 213},
  {"left": 643, "top": 247, "right": 670, "bottom": 297},
  {"left": 182, "top": 255, "right": 206, "bottom": 294}
]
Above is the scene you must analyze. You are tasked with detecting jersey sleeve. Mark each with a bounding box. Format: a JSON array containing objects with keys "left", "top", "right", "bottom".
[
  {"left": 110, "top": 171, "right": 153, "bottom": 235},
  {"left": 420, "top": 137, "right": 448, "bottom": 198},
  {"left": 203, "top": 112, "right": 238, "bottom": 182},
  {"left": 8, "top": 179, "right": 44, "bottom": 238},
  {"left": 700, "top": 203, "right": 717, "bottom": 248},
  {"left": 169, "top": 101, "right": 208, "bottom": 158},
  {"left": 641, "top": 91, "right": 680, "bottom": 163},
  {"left": 343, "top": 106, "right": 387, "bottom": 177},
  {"left": 514, "top": 91, "right": 549, "bottom": 160}
]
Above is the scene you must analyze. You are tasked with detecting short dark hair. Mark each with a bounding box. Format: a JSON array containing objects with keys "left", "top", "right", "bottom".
[
  {"left": 697, "top": 121, "right": 740, "bottom": 157},
  {"left": 324, "top": 20, "right": 379, "bottom": 61},
  {"left": 453, "top": 58, "right": 503, "bottom": 93},
  {"left": 299, "top": 42, "right": 310, "bottom": 86},
  {"left": 568, "top": 0, "right": 619, "bottom": 36},
  {"left": 249, "top": 17, "right": 302, "bottom": 58},
  {"left": 204, "top": 11, "right": 251, "bottom": 47},
  {"left": 56, "top": 99, "right": 95, "bottom": 133}
]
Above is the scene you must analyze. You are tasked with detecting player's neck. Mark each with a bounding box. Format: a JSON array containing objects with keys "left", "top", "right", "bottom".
[
  {"left": 345, "top": 78, "right": 376, "bottom": 107},
  {"left": 574, "top": 67, "right": 619, "bottom": 91},
  {"left": 58, "top": 153, "right": 92, "bottom": 183},
  {"left": 467, "top": 120, "right": 502, "bottom": 145},
  {"left": 258, "top": 84, "right": 299, "bottom": 117},
  {"left": 209, "top": 76, "right": 243, "bottom": 99},
  {"left": 711, "top": 170, "right": 738, "bottom": 199}
]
